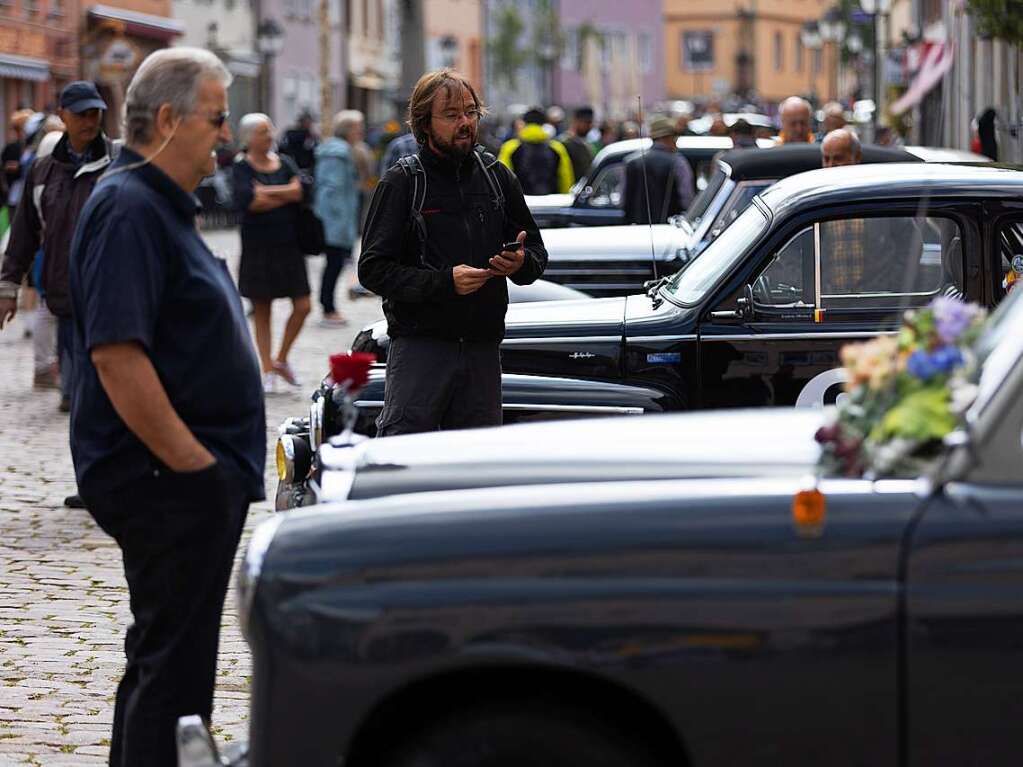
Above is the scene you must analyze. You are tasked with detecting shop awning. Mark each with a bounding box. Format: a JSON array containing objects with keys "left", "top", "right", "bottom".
[
  {"left": 0, "top": 54, "right": 50, "bottom": 83},
  {"left": 89, "top": 5, "right": 185, "bottom": 41},
  {"left": 889, "top": 41, "right": 954, "bottom": 117}
]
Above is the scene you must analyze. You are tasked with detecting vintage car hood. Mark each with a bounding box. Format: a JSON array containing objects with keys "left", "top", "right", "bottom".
[
  {"left": 542, "top": 223, "right": 684, "bottom": 263},
  {"left": 504, "top": 295, "right": 626, "bottom": 339},
  {"left": 526, "top": 192, "right": 574, "bottom": 211},
  {"left": 328, "top": 408, "right": 824, "bottom": 501}
]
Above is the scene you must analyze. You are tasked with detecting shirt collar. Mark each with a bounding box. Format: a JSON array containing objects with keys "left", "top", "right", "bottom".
[{"left": 113, "top": 147, "right": 202, "bottom": 220}]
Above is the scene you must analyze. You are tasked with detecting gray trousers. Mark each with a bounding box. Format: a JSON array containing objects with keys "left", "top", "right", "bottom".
[{"left": 376, "top": 336, "right": 502, "bottom": 437}]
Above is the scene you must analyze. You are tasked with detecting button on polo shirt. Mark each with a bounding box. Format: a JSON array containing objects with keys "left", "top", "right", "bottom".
[{"left": 68, "top": 148, "right": 266, "bottom": 500}]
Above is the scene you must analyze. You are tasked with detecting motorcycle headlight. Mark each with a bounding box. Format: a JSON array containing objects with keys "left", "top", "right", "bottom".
[
  {"left": 236, "top": 515, "right": 283, "bottom": 642},
  {"left": 275, "top": 434, "right": 312, "bottom": 484},
  {"left": 309, "top": 397, "right": 325, "bottom": 451}
]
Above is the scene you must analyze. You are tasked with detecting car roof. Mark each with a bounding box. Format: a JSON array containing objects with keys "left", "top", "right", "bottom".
[
  {"left": 717, "top": 143, "right": 920, "bottom": 181},
  {"left": 591, "top": 135, "right": 763, "bottom": 167},
  {"left": 760, "top": 162, "right": 1023, "bottom": 217}
]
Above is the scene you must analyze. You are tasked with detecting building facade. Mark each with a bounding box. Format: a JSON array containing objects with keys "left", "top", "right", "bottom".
[
  {"left": 424, "top": 0, "right": 483, "bottom": 91},
  {"left": 556, "top": 0, "right": 663, "bottom": 119},
  {"left": 79, "top": 0, "right": 183, "bottom": 136},
  {"left": 171, "top": 0, "right": 259, "bottom": 134},
  {"left": 0, "top": 0, "right": 78, "bottom": 121},
  {"left": 482, "top": 0, "right": 545, "bottom": 114},
  {"left": 663, "top": 0, "right": 839, "bottom": 106},
  {"left": 345, "top": 0, "right": 399, "bottom": 124}
]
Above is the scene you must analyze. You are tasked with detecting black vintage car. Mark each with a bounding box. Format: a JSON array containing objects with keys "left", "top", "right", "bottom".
[
  {"left": 535, "top": 144, "right": 919, "bottom": 296},
  {"left": 184, "top": 287, "right": 1023, "bottom": 767},
  {"left": 527, "top": 135, "right": 770, "bottom": 229},
  {"left": 274, "top": 163, "right": 1023, "bottom": 509}
]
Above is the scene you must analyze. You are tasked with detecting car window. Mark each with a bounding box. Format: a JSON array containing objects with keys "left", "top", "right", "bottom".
[
  {"left": 709, "top": 182, "right": 773, "bottom": 240},
  {"left": 997, "top": 218, "right": 1023, "bottom": 298},
  {"left": 685, "top": 167, "right": 727, "bottom": 227},
  {"left": 754, "top": 226, "right": 814, "bottom": 306},
  {"left": 663, "top": 203, "right": 769, "bottom": 305},
  {"left": 819, "top": 215, "right": 955, "bottom": 309},
  {"left": 583, "top": 164, "right": 624, "bottom": 208}
]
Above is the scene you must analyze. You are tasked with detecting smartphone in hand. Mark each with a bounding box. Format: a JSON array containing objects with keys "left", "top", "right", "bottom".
[{"left": 501, "top": 240, "right": 523, "bottom": 252}]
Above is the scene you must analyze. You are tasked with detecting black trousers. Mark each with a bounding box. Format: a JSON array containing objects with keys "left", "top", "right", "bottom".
[
  {"left": 376, "top": 336, "right": 502, "bottom": 437},
  {"left": 82, "top": 463, "right": 248, "bottom": 767},
  {"left": 319, "top": 245, "right": 351, "bottom": 313}
]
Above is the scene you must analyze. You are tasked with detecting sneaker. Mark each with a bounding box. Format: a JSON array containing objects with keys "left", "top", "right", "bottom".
[
  {"left": 262, "top": 371, "right": 279, "bottom": 394},
  {"left": 273, "top": 360, "right": 301, "bottom": 387},
  {"left": 319, "top": 312, "right": 349, "bottom": 328}
]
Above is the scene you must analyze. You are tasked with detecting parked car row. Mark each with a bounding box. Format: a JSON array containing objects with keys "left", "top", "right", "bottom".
[{"left": 184, "top": 259, "right": 1023, "bottom": 767}]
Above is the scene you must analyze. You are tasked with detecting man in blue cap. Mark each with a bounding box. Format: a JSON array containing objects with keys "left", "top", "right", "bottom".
[{"left": 0, "top": 80, "right": 114, "bottom": 508}]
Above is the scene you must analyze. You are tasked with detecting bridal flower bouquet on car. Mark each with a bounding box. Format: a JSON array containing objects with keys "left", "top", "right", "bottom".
[{"left": 816, "top": 297, "right": 988, "bottom": 478}]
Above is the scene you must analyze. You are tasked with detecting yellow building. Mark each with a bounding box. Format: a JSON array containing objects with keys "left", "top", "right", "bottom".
[{"left": 664, "top": 0, "right": 841, "bottom": 104}]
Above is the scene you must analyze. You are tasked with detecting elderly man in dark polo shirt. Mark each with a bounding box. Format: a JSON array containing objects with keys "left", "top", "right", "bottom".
[{"left": 68, "top": 48, "right": 264, "bottom": 766}]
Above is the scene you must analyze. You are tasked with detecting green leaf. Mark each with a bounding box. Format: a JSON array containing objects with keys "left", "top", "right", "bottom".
[{"left": 871, "top": 387, "right": 955, "bottom": 442}]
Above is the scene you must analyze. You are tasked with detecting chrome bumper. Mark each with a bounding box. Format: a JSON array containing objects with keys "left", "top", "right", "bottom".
[{"left": 177, "top": 715, "right": 248, "bottom": 767}]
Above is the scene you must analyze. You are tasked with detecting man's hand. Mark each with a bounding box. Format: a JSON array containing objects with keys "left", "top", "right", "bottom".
[
  {"left": 488, "top": 230, "right": 527, "bottom": 277},
  {"left": 0, "top": 297, "right": 16, "bottom": 330},
  {"left": 453, "top": 265, "right": 492, "bottom": 295}
]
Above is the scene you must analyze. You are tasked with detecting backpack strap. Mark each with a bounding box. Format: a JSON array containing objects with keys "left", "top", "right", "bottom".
[
  {"left": 473, "top": 146, "right": 505, "bottom": 212},
  {"left": 397, "top": 154, "right": 429, "bottom": 267}
]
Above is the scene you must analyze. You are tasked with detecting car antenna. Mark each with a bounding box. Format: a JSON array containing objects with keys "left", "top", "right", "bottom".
[{"left": 637, "top": 95, "right": 659, "bottom": 284}]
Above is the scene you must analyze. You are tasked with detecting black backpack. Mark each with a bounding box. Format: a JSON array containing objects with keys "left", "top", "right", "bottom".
[
  {"left": 397, "top": 146, "right": 505, "bottom": 271},
  {"left": 511, "top": 141, "right": 559, "bottom": 195}
]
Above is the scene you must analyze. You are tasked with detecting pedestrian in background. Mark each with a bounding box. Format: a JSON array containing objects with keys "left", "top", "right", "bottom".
[
  {"left": 314, "top": 110, "right": 362, "bottom": 327},
  {"left": 359, "top": 68, "right": 548, "bottom": 436},
  {"left": 498, "top": 106, "right": 574, "bottom": 195},
  {"left": 819, "top": 101, "right": 847, "bottom": 138},
  {"left": 2, "top": 108, "right": 32, "bottom": 227},
  {"left": 558, "top": 106, "right": 595, "bottom": 181},
  {"left": 277, "top": 108, "right": 318, "bottom": 173},
  {"left": 622, "top": 115, "right": 694, "bottom": 225},
  {"left": 777, "top": 96, "right": 814, "bottom": 144},
  {"left": 232, "top": 112, "right": 310, "bottom": 393},
  {"left": 0, "top": 81, "right": 114, "bottom": 510},
  {"left": 68, "top": 48, "right": 264, "bottom": 766}
]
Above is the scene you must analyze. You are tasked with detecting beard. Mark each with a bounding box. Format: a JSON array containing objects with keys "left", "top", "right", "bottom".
[{"left": 432, "top": 126, "right": 476, "bottom": 161}]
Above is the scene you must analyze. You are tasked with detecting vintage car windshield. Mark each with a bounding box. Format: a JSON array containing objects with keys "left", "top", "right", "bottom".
[
  {"left": 684, "top": 166, "right": 727, "bottom": 228},
  {"left": 662, "top": 202, "right": 769, "bottom": 305},
  {"left": 972, "top": 288, "right": 1023, "bottom": 414}
]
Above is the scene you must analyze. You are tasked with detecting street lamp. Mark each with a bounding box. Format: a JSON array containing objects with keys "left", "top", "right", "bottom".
[
  {"left": 800, "top": 21, "right": 822, "bottom": 104},
  {"left": 858, "top": 0, "right": 892, "bottom": 138},
  {"left": 818, "top": 6, "right": 846, "bottom": 103},
  {"left": 257, "top": 18, "right": 284, "bottom": 120}
]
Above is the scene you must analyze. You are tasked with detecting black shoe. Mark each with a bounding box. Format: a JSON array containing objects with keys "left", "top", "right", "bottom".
[
  {"left": 59, "top": 395, "right": 70, "bottom": 413},
  {"left": 64, "top": 494, "right": 86, "bottom": 509}
]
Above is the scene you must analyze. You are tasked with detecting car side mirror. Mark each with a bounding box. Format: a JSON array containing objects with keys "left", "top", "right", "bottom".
[{"left": 709, "top": 284, "right": 755, "bottom": 321}]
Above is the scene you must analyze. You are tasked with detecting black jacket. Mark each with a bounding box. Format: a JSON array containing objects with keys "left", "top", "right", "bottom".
[
  {"left": 1, "top": 132, "right": 113, "bottom": 317},
  {"left": 358, "top": 144, "right": 547, "bottom": 342},
  {"left": 623, "top": 144, "right": 686, "bottom": 225}
]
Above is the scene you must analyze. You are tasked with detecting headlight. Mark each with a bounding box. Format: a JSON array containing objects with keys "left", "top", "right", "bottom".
[
  {"left": 275, "top": 434, "right": 312, "bottom": 484},
  {"left": 309, "top": 397, "right": 325, "bottom": 451},
  {"left": 236, "top": 515, "right": 283, "bottom": 642}
]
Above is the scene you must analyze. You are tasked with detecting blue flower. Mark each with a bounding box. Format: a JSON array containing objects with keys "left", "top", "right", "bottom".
[
  {"left": 932, "top": 296, "right": 981, "bottom": 344},
  {"left": 907, "top": 350, "right": 938, "bottom": 380},
  {"left": 930, "top": 345, "right": 963, "bottom": 373}
]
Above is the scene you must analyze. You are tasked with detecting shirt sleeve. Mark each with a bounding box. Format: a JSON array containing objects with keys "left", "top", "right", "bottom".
[
  {"left": 231, "top": 161, "right": 254, "bottom": 213},
  {"left": 75, "top": 193, "right": 166, "bottom": 354},
  {"left": 0, "top": 159, "right": 43, "bottom": 286}
]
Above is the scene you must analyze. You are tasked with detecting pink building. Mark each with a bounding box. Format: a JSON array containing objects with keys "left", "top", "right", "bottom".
[{"left": 555, "top": 0, "right": 664, "bottom": 119}]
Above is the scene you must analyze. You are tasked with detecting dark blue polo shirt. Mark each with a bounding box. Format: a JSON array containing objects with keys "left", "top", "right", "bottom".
[{"left": 68, "top": 148, "right": 266, "bottom": 501}]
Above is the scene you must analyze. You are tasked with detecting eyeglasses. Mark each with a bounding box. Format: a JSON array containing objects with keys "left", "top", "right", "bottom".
[
  {"left": 199, "top": 110, "right": 230, "bottom": 129},
  {"left": 433, "top": 109, "right": 482, "bottom": 124}
]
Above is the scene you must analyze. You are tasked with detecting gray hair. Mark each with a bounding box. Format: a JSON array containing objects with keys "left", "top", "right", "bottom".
[
  {"left": 124, "top": 47, "right": 232, "bottom": 145},
  {"left": 238, "top": 113, "right": 273, "bottom": 148},
  {"left": 332, "top": 109, "right": 364, "bottom": 139},
  {"left": 779, "top": 96, "right": 812, "bottom": 116}
]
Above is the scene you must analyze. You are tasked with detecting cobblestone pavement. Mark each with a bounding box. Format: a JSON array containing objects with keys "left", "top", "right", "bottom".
[{"left": 0, "top": 229, "right": 384, "bottom": 765}]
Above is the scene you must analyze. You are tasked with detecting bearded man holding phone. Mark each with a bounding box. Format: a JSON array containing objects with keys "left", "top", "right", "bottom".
[{"left": 359, "top": 68, "right": 548, "bottom": 436}]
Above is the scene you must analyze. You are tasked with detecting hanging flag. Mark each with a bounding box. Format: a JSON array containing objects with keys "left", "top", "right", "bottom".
[{"left": 889, "top": 41, "right": 954, "bottom": 116}]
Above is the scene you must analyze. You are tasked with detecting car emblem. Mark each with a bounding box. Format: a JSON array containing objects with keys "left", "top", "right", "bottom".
[
  {"left": 1012, "top": 254, "right": 1023, "bottom": 274},
  {"left": 569, "top": 352, "right": 596, "bottom": 360}
]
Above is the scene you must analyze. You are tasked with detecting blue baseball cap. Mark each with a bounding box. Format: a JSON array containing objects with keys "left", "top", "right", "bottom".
[{"left": 59, "top": 81, "right": 107, "bottom": 114}]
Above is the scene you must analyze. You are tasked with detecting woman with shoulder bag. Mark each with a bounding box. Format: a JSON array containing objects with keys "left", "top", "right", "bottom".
[{"left": 232, "top": 113, "right": 310, "bottom": 393}]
